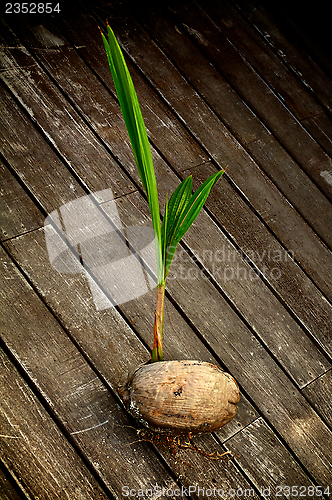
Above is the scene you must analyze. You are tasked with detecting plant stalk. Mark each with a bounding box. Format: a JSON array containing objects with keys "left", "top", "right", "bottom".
[{"left": 152, "top": 282, "right": 166, "bottom": 362}]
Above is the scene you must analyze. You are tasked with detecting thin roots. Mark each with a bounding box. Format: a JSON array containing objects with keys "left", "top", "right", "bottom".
[{"left": 121, "top": 428, "right": 236, "bottom": 462}]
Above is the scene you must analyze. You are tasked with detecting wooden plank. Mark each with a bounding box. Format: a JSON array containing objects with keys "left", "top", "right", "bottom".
[
  {"left": 0, "top": 347, "right": 109, "bottom": 500},
  {"left": 19, "top": 15, "right": 209, "bottom": 174},
  {"left": 4, "top": 210, "right": 329, "bottom": 491},
  {"left": 2, "top": 5, "right": 332, "bottom": 486},
  {"left": 245, "top": 136, "right": 332, "bottom": 251},
  {"left": 302, "top": 113, "right": 332, "bottom": 159},
  {"left": 264, "top": 1, "right": 332, "bottom": 86},
  {"left": 4, "top": 202, "right": 259, "bottom": 429},
  {"left": 83, "top": 9, "right": 332, "bottom": 353},
  {"left": 89, "top": 7, "right": 332, "bottom": 293},
  {"left": 0, "top": 167, "right": 258, "bottom": 490},
  {"left": 199, "top": 0, "right": 322, "bottom": 121},
  {"left": 0, "top": 243, "right": 259, "bottom": 500},
  {"left": 0, "top": 462, "right": 27, "bottom": 500},
  {"left": 302, "top": 370, "right": 332, "bottom": 428},
  {"left": 0, "top": 90, "right": 86, "bottom": 212},
  {"left": 143, "top": 0, "right": 332, "bottom": 202},
  {"left": 0, "top": 159, "right": 43, "bottom": 241},
  {"left": 236, "top": 0, "right": 332, "bottom": 114},
  {"left": 200, "top": 0, "right": 332, "bottom": 157},
  {"left": 2, "top": 88, "right": 330, "bottom": 391},
  {"left": 225, "top": 418, "right": 319, "bottom": 494},
  {"left": 0, "top": 17, "right": 134, "bottom": 203},
  {"left": 190, "top": 162, "right": 332, "bottom": 358},
  {"left": 0, "top": 246, "right": 180, "bottom": 497},
  {"left": 1, "top": 159, "right": 325, "bottom": 488}
]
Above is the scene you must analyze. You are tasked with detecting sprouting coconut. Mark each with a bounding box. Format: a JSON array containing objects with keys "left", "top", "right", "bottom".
[{"left": 101, "top": 25, "right": 240, "bottom": 439}]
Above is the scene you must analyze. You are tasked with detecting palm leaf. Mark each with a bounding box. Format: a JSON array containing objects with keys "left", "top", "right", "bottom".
[
  {"left": 174, "top": 170, "right": 223, "bottom": 242},
  {"left": 166, "top": 175, "right": 192, "bottom": 244},
  {"left": 101, "top": 25, "right": 163, "bottom": 284},
  {"left": 162, "top": 170, "right": 224, "bottom": 277}
]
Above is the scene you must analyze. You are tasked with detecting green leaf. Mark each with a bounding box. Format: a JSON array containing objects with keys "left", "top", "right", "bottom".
[
  {"left": 166, "top": 175, "right": 192, "bottom": 245},
  {"left": 161, "top": 195, "right": 169, "bottom": 280},
  {"left": 163, "top": 170, "right": 224, "bottom": 277},
  {"left": 174, "top": 170, "right": 223, "bottom": 242},
  {"left": 101, "top": 25, "right": 163, "bottom": 284}
]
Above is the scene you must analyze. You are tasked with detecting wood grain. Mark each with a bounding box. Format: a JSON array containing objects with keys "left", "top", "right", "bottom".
[
  {"left": 225, "top": 418, "right": 318, "bottom": 492},
  {"left": 302, "top": 370, "right": 332, "bottom": 428},
  {"left": 236, "top": 0, "right": 332, "bottom": 114},
  {"left": 0, "top": 347, "right": 108, "bottom": 500},
  {"left": 0, "top": 462, "right": 27, "bottom": 500},
  {"left": 0, "top": 159, "right": 43, "bottom": 241},
  {"left": 5, "top": 10, "right": 332, "bottom": 367},
  {"left": 1, "top": 1, "right": 332, "bottom": 493},
  {"left": 0, "top": 246, "right": 179, "bottom": 497}
]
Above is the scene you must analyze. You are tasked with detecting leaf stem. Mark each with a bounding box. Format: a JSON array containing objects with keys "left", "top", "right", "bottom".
[{"left": 151, "top": 282, "right": 166, "bottom": 362}]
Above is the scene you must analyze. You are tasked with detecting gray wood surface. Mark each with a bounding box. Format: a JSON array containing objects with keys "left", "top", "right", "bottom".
[
  {"left": 0, "top": 346, "right": 109, "bottom": 500},
  {"left": 1, "top": 1, "right": 332, "bottom": 497},
  {"left": 0, "top": 462, "right": 27, "bottom": 500}
]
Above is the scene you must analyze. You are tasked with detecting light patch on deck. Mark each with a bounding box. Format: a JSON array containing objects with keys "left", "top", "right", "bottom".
[
  {"left": 33, "top": 25, "right": 65, "bottom": 48},
  {"left": 320, "top": 170, "right": 332, "bottom": 186}
]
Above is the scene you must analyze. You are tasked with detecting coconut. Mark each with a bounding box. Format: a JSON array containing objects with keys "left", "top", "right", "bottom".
[{"left": 119, "top": 360, "right": 240, "bottom": 435}]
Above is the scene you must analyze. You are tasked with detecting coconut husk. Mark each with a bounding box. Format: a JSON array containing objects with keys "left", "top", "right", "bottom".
[{"left": 119, "top": 360, "right": 240, "bottom": 435}]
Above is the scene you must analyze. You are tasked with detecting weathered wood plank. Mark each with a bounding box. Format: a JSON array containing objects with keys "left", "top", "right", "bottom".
[
  {"left": 0, "top": 17, "right": 134, "bottom": 203},
  {"left": 0, "top": 347, "right": 109, "bottom": 500},
  {"left": 225, "top": 418, "right": 319, "bottom": 494},
  {"left": 200, "top": 0, "right": 322, "bottom": 121},
  {"left": 1, "top": 149, "right": 324, "bottom": 487},
  {"left": 190, "top": 162, "right": 332, "bottom": 356},
  {"left": 5, "top": 211, "right": 330, "bottom": 492},
  {"left": 302, "top": 370, "right": 332, "bottom": 428},
  {"left": 0, "top": 90, "right": 86, "bottom": 212},
  {"left": 264, "top": 1, "right": 332, "bottom": 86},
  {"left": 302, "top": 113, "right": 332, "bottom": 159},
  {"left": 0, "top": 239, "right": 259, "bottom": 499},
  {"left": 0, "top": 462, "right": 26, "bottom": 500},
  {"left": 84, "top": 10, "right": 332, "bottom": 355},
  {"left": 235, "top": 0, "right": 332, "bottom": 114},
  {"left": 245, "top": 135, "right": 332, "bottom": 251},
  {"left": 147, "top": 0, "right": 332, "bottom": 202},
  {"left": 2, "top": 3, "right": 332, "bottom": 490},
  {"left": 2, "top": 76, "right": 329, "bottom": 390},
  {"left": 0, "top": 159, "right": 43, "bottom": 241},
  {"left": 87, "top": 7, "right": 332, "bottom": 301},
  {"left": 200, "top": 0, "right": 332, "bottom": 158},
  {"left": 0, "top": 246, "right": 180, "bottom": 497},
  {"left": 0, "top": 166, "right": 258, "bottom": 489},
  {"left": 162, "top": 244, "right": 332, "bottom": 485}
]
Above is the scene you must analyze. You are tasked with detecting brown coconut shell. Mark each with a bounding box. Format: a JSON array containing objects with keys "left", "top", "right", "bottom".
[{"left": 118, "top": 360, "right": 240, "bottom": 435}]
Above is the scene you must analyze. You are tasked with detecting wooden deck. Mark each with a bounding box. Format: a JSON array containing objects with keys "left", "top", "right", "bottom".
[{"left": 1, "top": 1, "right": 332, "bottom": 498}]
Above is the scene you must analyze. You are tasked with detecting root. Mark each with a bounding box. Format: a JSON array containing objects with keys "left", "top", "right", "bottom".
[{"left": 121, "top": 428, "right": 236, "bottom": 462}]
